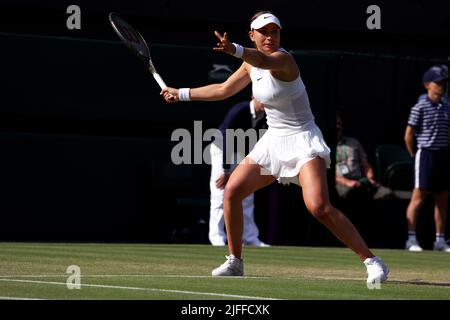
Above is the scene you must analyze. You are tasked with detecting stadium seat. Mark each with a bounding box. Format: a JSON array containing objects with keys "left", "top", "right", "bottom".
[
  {"left": 384, "top": 161, "right": 414, "bottom": 191},
  {"left": 375, "top": 144, "right": 413, "bottom": 189}
]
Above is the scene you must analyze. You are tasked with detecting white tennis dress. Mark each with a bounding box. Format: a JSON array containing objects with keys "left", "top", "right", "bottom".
[{"left": 247, "top": 49, "right": 331, "bottom": 186}]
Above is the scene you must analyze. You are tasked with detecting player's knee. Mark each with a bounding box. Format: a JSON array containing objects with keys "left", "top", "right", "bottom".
[
  {"left": 306, "top": 200, "right": 332, "bottom": 220},
  {"left": 224, "top": 183, "right": 244, "bottom": 203}
]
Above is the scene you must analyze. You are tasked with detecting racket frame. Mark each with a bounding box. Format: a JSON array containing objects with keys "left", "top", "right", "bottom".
[{"left": 109, "top": 12, "right": 167, "bottom": 89}]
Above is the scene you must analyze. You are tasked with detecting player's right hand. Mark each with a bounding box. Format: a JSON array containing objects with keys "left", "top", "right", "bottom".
[{"left": 161, "top": 87, "right": 178, "bottom": 103}]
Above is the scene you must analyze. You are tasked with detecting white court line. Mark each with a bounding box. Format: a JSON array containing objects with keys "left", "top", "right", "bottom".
[
  {"left": 0, "top": 274, "right": 271, "bottom": 279},
  {"left": 0, "top": 274, "right": 270, "bottom": 279},
  {"left": 0, "top": 274, "right": 357, "bottom": 282},
  {"left": 0, "top": 296, "right": 46, "bottom": 300},
  {"left": 6, "top": 274, "right": 448, "bottom": 286},
  {"left": 0, "top": 278, "right": 281, "bottom": 300}
]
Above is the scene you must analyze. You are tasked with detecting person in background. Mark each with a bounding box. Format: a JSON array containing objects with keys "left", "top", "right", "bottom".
[
  {"left": 335, "top": 112, "right": 393, "bottom": 201},
  {"left": 417, "top": 65, "right": 448, "bottom": 103},
  {"left": 404, "top": 65, "right": 450, "bottom": 252}
]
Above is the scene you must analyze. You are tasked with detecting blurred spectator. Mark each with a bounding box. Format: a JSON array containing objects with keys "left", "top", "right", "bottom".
[
  {"left": 335, "top": 112, "right": 394, "bottom": 201},
  {"left": 404, "top": 65, "right": 450, "bottom": 252}
]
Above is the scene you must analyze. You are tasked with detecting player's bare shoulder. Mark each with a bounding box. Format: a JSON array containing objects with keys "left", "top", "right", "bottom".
[
  {"left": 271, "top": 50, "right": 299, "bottom": 81},
  {"left": 276, "top": 49, "right": 298, "bottom": 69}
]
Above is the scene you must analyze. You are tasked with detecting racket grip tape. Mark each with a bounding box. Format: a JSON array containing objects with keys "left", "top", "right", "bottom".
[{"left": 153, "top": 73, "right": 167, "bottom": 89}]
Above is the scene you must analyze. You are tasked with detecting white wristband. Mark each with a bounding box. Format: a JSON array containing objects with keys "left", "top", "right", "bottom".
[
  {"left": 232, "top": 43, "right": 244, "bottom": 58},
  {"left": 178, "top": 88, "right": 191, "bottom": 101}
]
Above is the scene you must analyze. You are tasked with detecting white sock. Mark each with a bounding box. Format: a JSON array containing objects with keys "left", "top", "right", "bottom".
[
  {"left": 408, "top": 231, "right": 417, "bottom": 242},
  {"left": 436, "top": 233, "right": 445, "bottom": 243}
]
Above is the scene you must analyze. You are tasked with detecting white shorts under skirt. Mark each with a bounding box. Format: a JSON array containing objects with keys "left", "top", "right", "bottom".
[{"left": 247, "top": 121, "right": 331, "bottom": 186}]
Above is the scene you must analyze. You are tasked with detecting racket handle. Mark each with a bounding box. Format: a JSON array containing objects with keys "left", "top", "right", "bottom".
[{"left": 153, "top": 73, "right": 167, "bottom": 89}]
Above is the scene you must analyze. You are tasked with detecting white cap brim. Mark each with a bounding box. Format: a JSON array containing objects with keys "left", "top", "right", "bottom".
[{"left": 250, "top": 14, "right": 282, "bottom": 30}]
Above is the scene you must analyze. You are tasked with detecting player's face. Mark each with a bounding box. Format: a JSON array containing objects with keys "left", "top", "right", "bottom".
[
  {"left": 250, "top": 23, "right": 280, "bottom": 54},
  {"left": 425, "top": 81, "right": 446, "bottom": 103}
]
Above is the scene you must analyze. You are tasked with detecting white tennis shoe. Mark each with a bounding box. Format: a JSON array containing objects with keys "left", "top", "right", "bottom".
[
  {"left": 211, "top": 255, "right": 244, "bottom": 276},
  {"left": 364, "top": 256, "right": 390, "bottom": 285},
  {"left": 433, "top": 240, "right": 450, "bottom": 252},
  {"left": 405, "top": 239, "right": 423, "bottom": 252}
]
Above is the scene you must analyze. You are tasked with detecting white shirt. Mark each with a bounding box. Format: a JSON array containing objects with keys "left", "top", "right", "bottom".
[{"left": 250, "top": 49, "right": 314, "bottom": 136}]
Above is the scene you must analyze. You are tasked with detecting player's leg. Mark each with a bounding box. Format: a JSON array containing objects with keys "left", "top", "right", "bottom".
[
  {"left": 212, "top": 157, "right": 275, "bottom": 276},
  {"left": 233, "top": 151, "right": 262, "bottom": 246},
  {"left": 298, "top": 157, "right": 373, "bottom": 261},
  {"left": 299, "top": 157, "right": 389, "bottom": 284},
  {"left": 223, "top": 157, "right": 275, "bottom": 258},
  {"left": 242, "top": 193, "right": 260, "bottom": 245}
]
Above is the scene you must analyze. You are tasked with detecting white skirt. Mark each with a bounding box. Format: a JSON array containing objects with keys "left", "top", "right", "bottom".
[{"left": 247, "top": 121, "right": 331, "bottom": 186}]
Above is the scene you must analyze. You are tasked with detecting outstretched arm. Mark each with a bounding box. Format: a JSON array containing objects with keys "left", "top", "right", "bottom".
[
  {"left": 213, "top": 31, "right": 299, "bottom": 81},
  {"left": 213, "top": 31, "right": 295, "bottom": 71},
  {"left": 161, "top": 62, "right": 250, "bottom": 103}
]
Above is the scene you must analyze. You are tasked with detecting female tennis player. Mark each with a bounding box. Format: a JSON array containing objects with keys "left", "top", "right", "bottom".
[{"left": 161, "top": 11, "right": 389, "bottom": 285}]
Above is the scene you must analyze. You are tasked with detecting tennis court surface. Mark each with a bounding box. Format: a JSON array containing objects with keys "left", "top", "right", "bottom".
[{"left": 0, "top": 243, "right": 449, "bottom": 300}]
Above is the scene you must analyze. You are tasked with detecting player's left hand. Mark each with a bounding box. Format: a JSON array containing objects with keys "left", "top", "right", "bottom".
[{"left": 213, "top": 31, "right": 235, "bottom": 56}]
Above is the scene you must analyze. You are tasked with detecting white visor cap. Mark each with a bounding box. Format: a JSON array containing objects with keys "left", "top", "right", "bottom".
[{"left": 250, "top": 14, "right": 282, "bottom": 30}]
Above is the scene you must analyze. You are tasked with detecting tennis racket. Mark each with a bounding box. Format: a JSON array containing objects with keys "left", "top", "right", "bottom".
[{"left": 108, "top": 12, "right": 167, "bottom": 89}]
